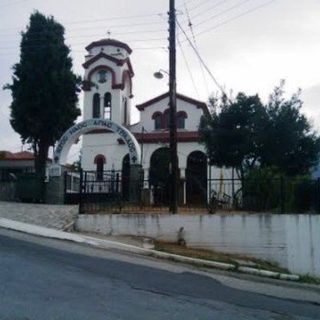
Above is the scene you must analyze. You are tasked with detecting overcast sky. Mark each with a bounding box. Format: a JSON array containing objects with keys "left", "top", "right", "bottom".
[{"left": 0, "top": 0, "right": 319, "bottom": 158}]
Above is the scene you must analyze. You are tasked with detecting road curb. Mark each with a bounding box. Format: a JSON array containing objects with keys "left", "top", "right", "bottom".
[{"left": 0, "top": 217, "right": 300, "bottom": 281}]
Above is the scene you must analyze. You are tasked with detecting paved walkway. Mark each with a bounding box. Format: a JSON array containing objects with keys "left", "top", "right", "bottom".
[{"left": 0, "top": 201, "right": 77, "bottom": 230}]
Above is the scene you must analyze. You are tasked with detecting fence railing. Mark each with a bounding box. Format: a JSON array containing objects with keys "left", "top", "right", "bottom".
[
  {"left": 68, "top": 170, "right": 320, "bottom": 214},
  {"left": 207, "top": 177, "right": 320, "bottom": 214}
]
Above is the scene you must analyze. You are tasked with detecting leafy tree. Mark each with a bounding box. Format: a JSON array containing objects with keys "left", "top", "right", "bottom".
[
  {"left": 200, "top": 82, "right": 320, "bottom": 178},
  {"left": 260, "top": 81, "right": 320, "bottom": 176},
  {"left": 200, "top": 93, "right": 267, "bottom": 179},
  {"left": 4, "top": 11, "right": 81, "bottom": 178}
]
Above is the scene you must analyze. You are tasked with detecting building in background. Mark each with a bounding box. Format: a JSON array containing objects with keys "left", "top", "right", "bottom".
[{"left": 0, "top": 151, "right": 51, "bottom": 181}]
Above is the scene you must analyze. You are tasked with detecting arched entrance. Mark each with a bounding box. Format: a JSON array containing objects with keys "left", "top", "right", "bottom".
[
  {"left": 149, "top": 148, "right": 171, "bottom": 205},
  {"left": 186, "top": 151, "right": 207, "bottom": 205},
  {"left": 50, "top": 119, "right": 141, "bottom": 176},
  {"left": 50, "top": 119, "right": 142, "bottom": 210}
]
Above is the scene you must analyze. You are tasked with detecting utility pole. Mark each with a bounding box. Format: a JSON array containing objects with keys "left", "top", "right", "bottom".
[{"left": 169, "top": 0, "right": 178, "bottom": 214}]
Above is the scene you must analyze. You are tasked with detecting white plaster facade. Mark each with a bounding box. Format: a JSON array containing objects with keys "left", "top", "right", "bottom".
[{"left": 80, "top": 39, "right": 231, "bottom": 204}]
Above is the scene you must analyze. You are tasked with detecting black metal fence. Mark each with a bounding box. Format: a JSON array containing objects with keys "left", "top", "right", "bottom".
[
  {"left": 207, "top": 177, "right": 320, "bottom": 214},
  {"left": 64, "top": 170, "right": 320, "bottom": 214}
]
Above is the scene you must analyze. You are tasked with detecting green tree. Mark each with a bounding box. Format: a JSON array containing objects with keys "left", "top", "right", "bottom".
[
  {"left": 200, "top": 93, "right": 267, "bottom": 179},
  {"left": 200, "top": 82, "right": 320, "bottom": 178},
  {"left": 261, "top": 81, "right": 320, "bottom": 176},
  {"left": 4, "top": 11, "right": 81, "bottom": 178}
]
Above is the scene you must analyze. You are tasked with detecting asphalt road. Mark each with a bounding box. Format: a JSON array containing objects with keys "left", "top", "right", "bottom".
[{"left": 0, "top": 229, "right": 319, "bottom": 320}]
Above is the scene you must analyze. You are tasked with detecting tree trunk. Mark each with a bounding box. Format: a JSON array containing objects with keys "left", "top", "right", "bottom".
[
  {"left": 34, "top": 141, "right": 49, "bottom": 178},
  {"left": 34, "top": 141, "right": 50, "bottom": 202}
]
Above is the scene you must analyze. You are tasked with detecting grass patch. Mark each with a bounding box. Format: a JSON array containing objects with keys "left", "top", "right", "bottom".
[
  {"left": 299, "top": 274, "right": 320, "bottom": 285},
  {"left": 154, "top": 240, "right": 290, "bottom": 274}
]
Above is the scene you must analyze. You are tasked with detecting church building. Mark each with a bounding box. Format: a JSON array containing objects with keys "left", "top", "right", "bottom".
[{"left": 80, "top": 38, "right": 229, "bottom": 205}]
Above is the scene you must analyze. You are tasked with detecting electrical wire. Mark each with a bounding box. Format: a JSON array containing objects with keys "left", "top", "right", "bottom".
[
  {"left": 0, "top": 36, "right": 167, "bottom": 51},
  {"left": 177, "top": 19, "right": 229, "bottom": 100},
  {"left": 0, "top": 0, "right": 31, "bottom": 8},
  {"left": 194, "top": 0, "right": 276, "bottom": 37},
  {"left": 191, "top": 0, "right": 231, "bottom": 20},
  {"left": 177, "top": 35, "right": 200, "bottom": 98},
  {"left": 194, "top": 0, "right": 253, "bottom": 28},
  {"left": 183, "top": 0, "right": 210, "bottom": 97}
]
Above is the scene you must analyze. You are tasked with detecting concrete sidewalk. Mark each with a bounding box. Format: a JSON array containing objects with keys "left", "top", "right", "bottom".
[{"left": 0, "top": 201, "right": 77, "bottom": 230}]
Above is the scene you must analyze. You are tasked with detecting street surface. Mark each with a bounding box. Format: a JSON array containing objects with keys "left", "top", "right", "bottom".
[{"left": 0, "top": 228, "right": 319, "bottom": 320}]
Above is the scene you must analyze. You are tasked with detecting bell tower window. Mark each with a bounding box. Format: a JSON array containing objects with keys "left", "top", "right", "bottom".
[
  {"left": 97, "top": 70, "right": 107, "bottom": 83},
  {"left": 92, "top": 93, "right": 100, "bottom": 118},
  {"left": 104, "top": 92, "right": 112, "bottom": 120}
]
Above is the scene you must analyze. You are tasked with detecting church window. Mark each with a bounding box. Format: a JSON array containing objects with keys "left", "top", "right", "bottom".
[
  {"left": 97, "top": 70, "right": 107, "bottom": 83},
  {"left": 177, "top": 111, "right": 188, "bottom": 129},
  {"left": 104, "top": 93, "right": 112, "bottom": 120},
  {"left": 152, "top": 112, "right": 162, "bottom": 130},
  {"left": 92, "top": 93, "right": 100, "bottom": 118}
]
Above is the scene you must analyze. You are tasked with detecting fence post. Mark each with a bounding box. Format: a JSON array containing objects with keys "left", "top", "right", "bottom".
[
  {"left": 280, "top": 176, "right": 285, "bottom": 214},
  {"left": 78, "top": 169, "right": 83, "bottom": 215},
  {"left": 63, "top": 171, "right": 67, "bottom": 204}
]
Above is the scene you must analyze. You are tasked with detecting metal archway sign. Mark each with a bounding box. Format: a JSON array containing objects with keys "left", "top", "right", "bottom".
[{"left": 49, "top": 119, "right": 141, "bottom": 177}]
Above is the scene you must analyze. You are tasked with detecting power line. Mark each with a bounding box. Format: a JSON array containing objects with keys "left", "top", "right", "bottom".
[
  {"left": 0, "top": 27, "right": 167, "bottom": 38},
  {"left": 0, "top": 29, "right": 168, "bottom": 45},
  {"left": 0, "top": 46, "right": 166, "bottom": 56},
  {"left": 0, "top": 12, "right": 163, "bottom": 31},
  {"left": 0, "top": 21, "right": 166, "bottom": 36},
  {"left": 188, "top": 0, "right": 215, "bottom": 12},
  {"left": 0, "top": 0, "right": 31, "bottom": 8},
  {"left": 177, "top": 19, "right": 229, "bottom": 98},
  {"left": 177, "top": 35, "right": 200, "bottom": 98},
  {"left": 193, "top": 0, "right": 253, "bottom": 28},
  {"left": 195, "top": 0, "right": 276, "bottom": 37},
  {"left": 191, "top": 0, "right": 230, "bottom": 20},
  {"left": 0, "top": 36, "right": 167, "bottom": 50},
  {"left": 183, "top": 0, "right": 210, "bottom": 97}
]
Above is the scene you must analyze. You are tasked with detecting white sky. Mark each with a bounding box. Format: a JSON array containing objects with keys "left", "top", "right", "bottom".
[{"left": 0, "top": 0, "right": 320, "bottom": 160}]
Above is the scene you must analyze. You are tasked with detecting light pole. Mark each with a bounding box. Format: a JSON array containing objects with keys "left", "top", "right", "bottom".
[
  {"left": 153, "top": 1, "right": 178, "bottom": 214},
  {"left": 168, "top": 0, "right": 178, "bottom": 214}
]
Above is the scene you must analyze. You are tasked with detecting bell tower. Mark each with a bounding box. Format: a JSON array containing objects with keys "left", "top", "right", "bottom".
[{"left": 82, "top": 39, "right": 134, "bottom": 126}]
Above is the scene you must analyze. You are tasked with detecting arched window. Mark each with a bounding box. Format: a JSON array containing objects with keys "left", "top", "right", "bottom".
[
  {"left": 92, "top": 93, "right": 100, "bottom": 118},
  {"left": 152, "top": 112, "right": 162, "bottom": 130},
  {"left": 94, "top": 154, "right": 106, "bottom": 181},
  {"left": 177, "top": 111, "right": 188, "bottom": 129},
  {"left": 104, "top": 93, "right": 112, "bottom": 120}
]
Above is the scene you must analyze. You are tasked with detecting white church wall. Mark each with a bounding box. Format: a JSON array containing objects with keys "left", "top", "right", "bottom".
[
  {"left": 138, "top": 97, "right": 203, "bottom": 133},
  {"left": 82, "top": 133, "right": 128, "bottom": 171}
]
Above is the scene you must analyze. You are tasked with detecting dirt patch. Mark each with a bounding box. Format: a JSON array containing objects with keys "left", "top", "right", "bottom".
[{"left": 154, "top": 240, "right": 290, "bottom": 274}]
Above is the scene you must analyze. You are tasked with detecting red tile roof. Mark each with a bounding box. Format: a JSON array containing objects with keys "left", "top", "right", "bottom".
[
  {"left": 0, "top": 151, "right": 51, "bottom": 161},
  {"left": 0, "top": 151, "right": 35, "bottom": 161}
]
